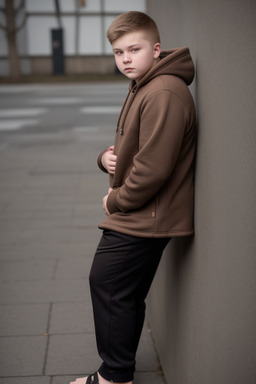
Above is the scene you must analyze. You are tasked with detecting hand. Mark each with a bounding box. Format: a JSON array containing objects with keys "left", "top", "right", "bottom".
[
  {"left": 101, "top": 146, "right": 117, "bottom": 175},
  {"left": 103, "top": 188, "right": 113, "bottom": 216}
]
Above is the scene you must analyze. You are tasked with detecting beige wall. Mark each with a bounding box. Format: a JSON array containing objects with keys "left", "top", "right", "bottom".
[{"left": 146, "top": 1, "right": 256, "bottom": 383}]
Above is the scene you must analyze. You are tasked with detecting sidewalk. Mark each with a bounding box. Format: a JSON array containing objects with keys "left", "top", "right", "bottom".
[{"left": 0, "top": 83, "right": 166, "bottom": 384}]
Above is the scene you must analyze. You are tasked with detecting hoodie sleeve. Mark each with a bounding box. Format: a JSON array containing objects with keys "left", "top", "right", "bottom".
[
  {"left": 107, "top": 88, "right": 189, "bottom": 214},
  {"left": 97, "top": 150, "right": 108, "bottom": 173}
]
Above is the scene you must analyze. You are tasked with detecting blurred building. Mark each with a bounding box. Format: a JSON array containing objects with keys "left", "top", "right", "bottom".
[{"left": 0, "top": 0, "right": 146, "bottom": 76}]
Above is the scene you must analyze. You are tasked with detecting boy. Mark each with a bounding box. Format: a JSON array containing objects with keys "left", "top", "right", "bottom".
[{"left": 71, "top": 11, "right": 196, "bottom": 384}]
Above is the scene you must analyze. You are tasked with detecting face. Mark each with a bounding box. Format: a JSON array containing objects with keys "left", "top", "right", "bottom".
[{"left": 112, "top": 31, "right": 161, "bottom": 82}]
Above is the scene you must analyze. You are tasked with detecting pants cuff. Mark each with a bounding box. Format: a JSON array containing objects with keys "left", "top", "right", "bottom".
[{"left": 98, "top": 364, "right": 134, "bottom": 383}]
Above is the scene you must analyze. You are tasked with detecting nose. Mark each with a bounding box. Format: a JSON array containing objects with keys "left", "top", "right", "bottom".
[{"left": 123, "top": 52, "right": 131, "bottom": 63}]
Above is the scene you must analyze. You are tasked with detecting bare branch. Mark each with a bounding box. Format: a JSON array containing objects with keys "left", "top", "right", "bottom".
[
  {"left": 14, "top": 0, "right": 25, "bottom": 14},
  {"left": 54, "top": 0, "right": 62, "bottom": 28}
]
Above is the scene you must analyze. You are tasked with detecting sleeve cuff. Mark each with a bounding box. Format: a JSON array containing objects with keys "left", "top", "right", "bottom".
[
  {"left": 97, "top": 150, "right": 108, "bottom": 173},
  {"left": 106, "top": 189, "right": 119, "bottom": 214}
]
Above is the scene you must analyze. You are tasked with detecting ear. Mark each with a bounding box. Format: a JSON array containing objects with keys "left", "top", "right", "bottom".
[{"left": 153, "top": 43, "right": 161, "bottom": 58}]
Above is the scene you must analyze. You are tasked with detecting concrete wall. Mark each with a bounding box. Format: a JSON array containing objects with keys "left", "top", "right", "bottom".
[{"left": 146, "top": 1, "right": 256, "bottom": 383}]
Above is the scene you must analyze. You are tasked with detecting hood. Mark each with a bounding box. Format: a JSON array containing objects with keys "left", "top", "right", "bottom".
[{"left": 131, "top": 47, "right": 195, "bottom": 91}]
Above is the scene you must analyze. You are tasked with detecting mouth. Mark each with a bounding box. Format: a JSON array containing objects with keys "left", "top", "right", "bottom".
[{"left": 124, "top": 68, "right": 134, "bottom": 73}]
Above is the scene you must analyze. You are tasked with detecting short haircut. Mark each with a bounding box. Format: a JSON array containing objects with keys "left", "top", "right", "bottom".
[{"left": 107, "top": 11, "right": 161, "bottom": 45}]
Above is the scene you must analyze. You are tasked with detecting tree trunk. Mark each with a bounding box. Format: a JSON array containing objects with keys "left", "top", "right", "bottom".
[{"left": 6, "top": 0, "right": 20, "bottom": 79}]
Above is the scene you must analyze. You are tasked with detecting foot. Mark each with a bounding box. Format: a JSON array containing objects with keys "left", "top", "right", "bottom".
[
  {"left": 70, "top": 379, "right": 87, "bottom": 384},
  {"left": 70, "top": 372, "right": 132, "bottom": 384}
]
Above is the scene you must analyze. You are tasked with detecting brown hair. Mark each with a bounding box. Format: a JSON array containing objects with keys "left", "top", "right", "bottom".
[{"left": 107, "top": 11, "right": 160, "bottom": 44}]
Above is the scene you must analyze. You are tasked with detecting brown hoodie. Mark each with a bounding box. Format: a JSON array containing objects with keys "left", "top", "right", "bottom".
[{"left": 98, "top": 47, "right": 196, "bottom": 238}]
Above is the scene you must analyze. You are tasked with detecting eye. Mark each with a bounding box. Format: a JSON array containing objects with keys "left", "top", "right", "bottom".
[
  {"left": 114, "top": 50, "right": 122, "bottom": 56},
  {"left": 131, "top": 48, "right": 139, "bottom": 53}
]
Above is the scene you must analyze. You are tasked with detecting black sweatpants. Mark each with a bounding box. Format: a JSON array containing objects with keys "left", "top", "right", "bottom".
[{"left": 89, "top": 229, "right": 171, "bottom": 383}]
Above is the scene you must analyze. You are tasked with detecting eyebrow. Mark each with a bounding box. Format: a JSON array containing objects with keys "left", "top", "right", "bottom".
[{"left": 112, "top": 44, "right": 141, "bottom": 51}]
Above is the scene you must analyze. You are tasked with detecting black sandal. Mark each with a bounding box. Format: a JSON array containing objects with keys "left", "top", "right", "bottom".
[{"left": 86, "top": 372, "right": 99, "bottom": 384}]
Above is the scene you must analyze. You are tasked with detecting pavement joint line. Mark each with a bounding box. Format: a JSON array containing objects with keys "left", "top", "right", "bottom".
[
  {"left": 0, "top": 331, "right": 96, "bottom": 337},
  {"left": 0, "top": 375, "right": 51, "bottom": 378},
  {"left": 42, "top": 303, "right": 53, "bottom": 376},
  {"left": 0, "top": 334, "right": 48, "bottom": 339}
]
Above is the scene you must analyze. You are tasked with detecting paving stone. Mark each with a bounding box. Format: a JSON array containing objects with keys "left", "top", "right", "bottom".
[
  {"left": 33, "top": 209, "right": 74, "bottom": 219},
  {"left": 41, "top": 193, "right": 85, "bottom": 205},
  {"left": 67, "top": 228, "right": 99, "bottom": 244},
  {"left": 0, "top": 209, "right": 34, "bottom": 220},
  {"left": 42, "top": 199, "right": 77, "bottom": 210},
  {"left": 0, "top": 218, "right": 72, "bottom": 231},
  {"left": 50, "top": 302, "right": 94, "bottom": 334},
  {"left": 0, "top": 336, "right": 47, "bottom": 376},
  {"left": 55, "top": 258, "right": 93, "bottom": 280},
  {"left": 0, "top": 304, "right": 50, "bottom": 336},
  {"left": 0, "top": 243, "right": 91, "bottom": 262},
  {"left": 0, "top": 178, "right": 28, "bottom": 190},
  {"left": 0, "top": 279, "right": 89, "bottom": 305},
  {"left": 25, "top": 174, "right": 79, "bottom": 191},
  {"left": 2, "top": 196, "right": 47, "bottom": 211},
  {"left": 20, "top": 227, "right": 70, "bottom": 244},
  {"left": 0, "top": 229, "right": 23, "bottom": 245},
  {"left": 0, "top": 203, "right": 7, "bottom": 213},
  {"left": 134, "top": 371, "right": 166, "bottom": 383},
  {"left": 45, "top": 334, "right": 101, "bottom": 375},
  {"left": 72, "top": 206, "right": 103, "bottom": 223},
  {"left": 0, "top": 218, "right": 31, "bottom": 232},
  {"left": 71, "top": 214, "right": 102, "bottom": 228},
  {"left": 0, "top": 377, "right": 51, "bottom": 384},
  {"left": 0, "top": 260, "right": 56, "bottom": 282},
  {"left": 52, "top": 375, "right": 87, "bottom": 384}
]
